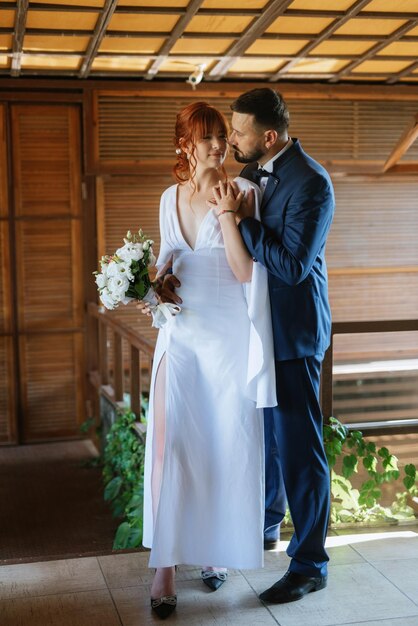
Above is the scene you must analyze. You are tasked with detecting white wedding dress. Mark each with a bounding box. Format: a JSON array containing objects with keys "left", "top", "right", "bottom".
[{"left": 142, "top": 176, "right": 276, "bottom": 569}]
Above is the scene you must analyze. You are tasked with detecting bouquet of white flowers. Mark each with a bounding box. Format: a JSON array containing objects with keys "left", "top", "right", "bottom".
[{"left": 94, "top": 229, "right": 181, "bottom": 328}]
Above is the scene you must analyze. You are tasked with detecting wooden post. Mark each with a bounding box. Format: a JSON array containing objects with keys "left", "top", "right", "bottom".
[
  {"left": 130, "top": 345, "right": 140, "bottom": 418},
  {"left": 99, "top": 318, "right": 108, "bottom": 385},
  {"left": 113, "top": 331, "right": 123, "bottom": 402}
]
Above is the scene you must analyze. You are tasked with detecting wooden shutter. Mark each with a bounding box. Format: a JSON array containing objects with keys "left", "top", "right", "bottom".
[
  {"left": 12, "top": 104, "right": 84, "bottom": 442},
  {"left": 0, "top": 104, "right": 16, "bottom": 443},
  {"left": 94, "top": 93, "right": 418, "bottom": 169},
  {"left": 328, "top": 176, "right": 418, "bottom": 361}
]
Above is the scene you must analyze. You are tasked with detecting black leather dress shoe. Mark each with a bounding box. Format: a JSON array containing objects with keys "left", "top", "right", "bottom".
[{"left": 259, "top": 571, "right": 327, "bottom": 604}]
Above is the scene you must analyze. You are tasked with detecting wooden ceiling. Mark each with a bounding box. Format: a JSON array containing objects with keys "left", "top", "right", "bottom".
[{"left": 1, "top": 0, "right": 418, "bottom": 83}]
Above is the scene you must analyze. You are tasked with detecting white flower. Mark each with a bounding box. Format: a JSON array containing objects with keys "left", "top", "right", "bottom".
[
  {"left": 95, "top": 273, "right": 107, "bottom": 290},
  {"left": 107, "top": 274, "right": 130, "bottom": 301},
  {"left": 116, "top": 242, "right": 144, "bottom": 263},
  {"left": 100, "top": 288, "right": 118, "bottom": 310},
  {"left": 106, "top": 260, "right": 125, "bottom": 278}
]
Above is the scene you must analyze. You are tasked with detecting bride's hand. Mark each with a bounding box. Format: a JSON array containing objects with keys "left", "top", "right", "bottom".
[
  {"left": 236, "top": 186, "right": 255, "bottom": 222},
  {"left": 212, "top": 180, "right": 244, "bottom": 216}
]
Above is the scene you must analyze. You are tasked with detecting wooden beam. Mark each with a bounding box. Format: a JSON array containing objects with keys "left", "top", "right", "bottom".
[
  {"left": 382, "top": 115, "right": 418, "bottom": 172},
  {"left": 145, "top": 0, "right": 204, "bottom": 81},
  {"left": 22, "top": 2, "right": 104, "bottom": 13},
  {"left": 330, "top": 19, "right": 418, "bottom": 82},
  {"left": 11, "top": 0, "right": 29, "bottom": 78},
  {"left": 208, "top": 0, "right": 294, "bottom": 80},
  {"left": 387, "top": 60, "right": 418, "bottom": 85},
  {"left": 270, "top": 0, "right": 371, "bottom": 81},
  {"left": 79, "top": 0, "right": 119, "bottom": 79}
]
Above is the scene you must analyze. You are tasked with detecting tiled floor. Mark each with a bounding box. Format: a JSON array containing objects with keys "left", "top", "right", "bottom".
[{"left": 1, "top": 527, "right": 418, "bottom": 626}]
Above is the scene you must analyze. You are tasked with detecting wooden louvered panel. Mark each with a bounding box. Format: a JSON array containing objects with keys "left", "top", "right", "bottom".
[
  {"left": 333, "top": 332, "right": 418, "bottom": 363},
  {"left": 10, "top": 103, "right": 85, "bottom": 442},
  {"left": 328, "top": 177, "right": 418, "bottom": 322},
  {"left": 15, "top": 219, "right": 83, "bottom": 331},
  {"left": 19, "top": 332, "right": 84, "bottom": 442},
  {"left": 0, "top": 221, "right": 11, "bottom": 334},
  {"left": 0, "top": 104, "right": 6, "bottom": 219},
  {"left": 289, "top": 100, "right": 418, "bottom": 163},
  {"left": 97, "top": 173, "right": 176, "bottom": 342},
  {"left": 95, "top": 93, "right": 418, "bottom": 167},
  {"left": 96, "top": 94, "right": 241, "bottom": 172},
  {"left": 0, "top": 336, "right": 16, "bottom": 444},
  {"left": 12, "top": 105, "right": 81, "bottom": 217},
  {"left": 328, "top": 175, "right": 418, "bottom": 364},
  {"left": 329, "top": 274, "right": 418, "bottom": 322}
]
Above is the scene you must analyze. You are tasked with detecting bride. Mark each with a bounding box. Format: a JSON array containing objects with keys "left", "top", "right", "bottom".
[{"left": 142, "top": 101, "right": 276, "bottom": 619}]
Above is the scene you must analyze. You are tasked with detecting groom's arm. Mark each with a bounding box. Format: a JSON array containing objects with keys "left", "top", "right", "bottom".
[{"left": 237, "top": 175, "right": 334, "bottom": 286}]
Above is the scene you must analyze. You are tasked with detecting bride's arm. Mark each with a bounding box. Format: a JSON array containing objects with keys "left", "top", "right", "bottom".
[{"left": 214, "top": 181, "right": 255, "bottom": 283}]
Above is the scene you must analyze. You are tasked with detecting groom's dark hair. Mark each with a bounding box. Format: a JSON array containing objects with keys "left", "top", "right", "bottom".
[{"left": 231, "top": 88, "right": 289, "bottom": 135}]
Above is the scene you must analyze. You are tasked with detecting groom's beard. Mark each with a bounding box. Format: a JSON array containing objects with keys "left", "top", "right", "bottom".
[{"left": 232, "top": 145, "right": 266, "bottom": 164}]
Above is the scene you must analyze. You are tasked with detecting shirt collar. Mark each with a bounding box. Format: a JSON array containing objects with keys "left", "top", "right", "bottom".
[{"left": 259, "top": 137, "right": 293, "bottom": 173}]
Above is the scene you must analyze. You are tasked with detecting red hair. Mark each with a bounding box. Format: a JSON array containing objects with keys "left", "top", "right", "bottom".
[{"left": 173, "top": 102, "right": 229, "bottom": 184}]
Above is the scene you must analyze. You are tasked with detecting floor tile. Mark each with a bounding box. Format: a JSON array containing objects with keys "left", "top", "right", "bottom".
[
  {"left": 244, "top": 562, "right": 418, "bottom": 626},
  {"left": 0, "top": 557, "right": 106, "bottom": 600},
  {"left": 344, "top": 531, "right": 418, "bottom": 562},
  {"left": 340, "top": 618, "right": 418, "bottom": 626},
  {"left": 372, "top": 557, "right": 418, "bottom": 604},
  {"left": 0, "top": 589, "right": 121, "bottom": 626},
  {"left": 111, "top": 576, "right": 277, "bottom": 625}
]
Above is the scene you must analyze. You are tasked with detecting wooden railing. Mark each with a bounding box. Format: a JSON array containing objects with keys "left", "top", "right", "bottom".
[
  {"left": 87, "top": 302, "right": 418, "bottom": 437},
  {"left": 321, "top": 319, "right": 418, "bottom": 436},
  {"left": 87, "top": 302, "right": 155, "bottom": 419}
]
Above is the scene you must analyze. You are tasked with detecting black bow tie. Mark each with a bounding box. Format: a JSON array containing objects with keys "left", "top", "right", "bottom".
[{"left": 252, "top": 168, "right": 270, "bottom": 184}]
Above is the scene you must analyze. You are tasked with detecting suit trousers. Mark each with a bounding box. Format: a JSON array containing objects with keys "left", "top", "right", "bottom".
[
  {"left": 266, "top": 353, "right": 330, "bottom": 577},
  {"left": 264, "top": 409, "right": 286, "bottom": 540}
]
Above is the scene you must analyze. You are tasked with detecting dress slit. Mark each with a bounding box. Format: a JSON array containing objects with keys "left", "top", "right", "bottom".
[{"left": 150, "top": 352, "right": 167, "bottom": 531}]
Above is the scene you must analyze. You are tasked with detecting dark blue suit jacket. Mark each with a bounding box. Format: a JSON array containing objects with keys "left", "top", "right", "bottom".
[{"left": 239, "top": 139, "right": 335, "bottom": 361}]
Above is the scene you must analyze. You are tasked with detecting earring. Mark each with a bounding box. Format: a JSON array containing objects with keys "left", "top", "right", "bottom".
[{"left": 175, "top": 148, "right": 182, "bottom": 155}]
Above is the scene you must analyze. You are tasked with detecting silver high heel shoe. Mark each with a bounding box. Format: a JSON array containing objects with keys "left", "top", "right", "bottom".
[
  {"left": 201, "top": 569, "right": 228, "bottom": 591},
  {"left": 150, "top": 595, "right": 177, "bottom": 619}
]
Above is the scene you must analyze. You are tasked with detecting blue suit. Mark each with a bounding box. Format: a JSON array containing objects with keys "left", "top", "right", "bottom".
[{"left": 239, "top": 139, "right": 334, "bottom": 577}]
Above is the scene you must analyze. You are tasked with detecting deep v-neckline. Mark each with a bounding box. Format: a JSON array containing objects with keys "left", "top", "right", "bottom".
[{"left": 175, "top": 184, "right": 214, "bottom": 252}]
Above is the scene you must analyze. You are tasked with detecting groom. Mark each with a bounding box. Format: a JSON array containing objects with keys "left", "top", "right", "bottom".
[{"left": 230, "top": 88, "right": 334, "bottom": 604}]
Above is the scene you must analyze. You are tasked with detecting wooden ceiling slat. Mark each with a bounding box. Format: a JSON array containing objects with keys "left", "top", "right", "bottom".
[
  {"left": 209, "top": 0, "right": 294, "bottom": 79},
  {"left": 270, "top": 0, "right": 371, "bottom": 81},
  {"left": 11, "top": 0, "right": 28, "bottom": 77},
  {"left": 387, "top": 60, "right": 418, "bottom": 84},
  {"left": 79, "top": 0, "right": 118, "bottom": 78},
  {"left": 145, "top": 0, "right": 204, "bottom": 80},
  {"left": 22, "top": 2, "right": 104, "bottom": 13},
  {"left": 331, "top": 18, "right": 418, "bottom": 81},
  {"left": 3, "top": 0, "right": 418, "bottom": 83}
]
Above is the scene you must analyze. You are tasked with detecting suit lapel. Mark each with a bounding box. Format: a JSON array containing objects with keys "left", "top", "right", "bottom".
[{"left": 261, "top": 173, "right": 280, "bottom": 208}]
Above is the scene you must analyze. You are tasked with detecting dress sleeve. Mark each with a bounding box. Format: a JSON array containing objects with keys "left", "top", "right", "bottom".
[
  {"left": 235, "top": 178, "right": 277, "bottom": 409},
  {"left": 156, "top": 188, "right": 174, "bottom": 273}
]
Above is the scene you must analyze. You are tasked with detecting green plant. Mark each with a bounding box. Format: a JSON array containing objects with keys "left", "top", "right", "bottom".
[
  {"left": 103, "top": 409, "right": 146, "bottom": 549},
  {"left": 324, "top": 416, "right": 418, "bottom": 524}
]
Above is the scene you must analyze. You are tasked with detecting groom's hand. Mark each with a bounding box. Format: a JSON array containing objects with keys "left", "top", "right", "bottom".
[
  {"left": 137, "top": 274, "right": 182, "bottom": 316},
  {"left": 157, "top": 274, "right": 182, "bottom": 305}
]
